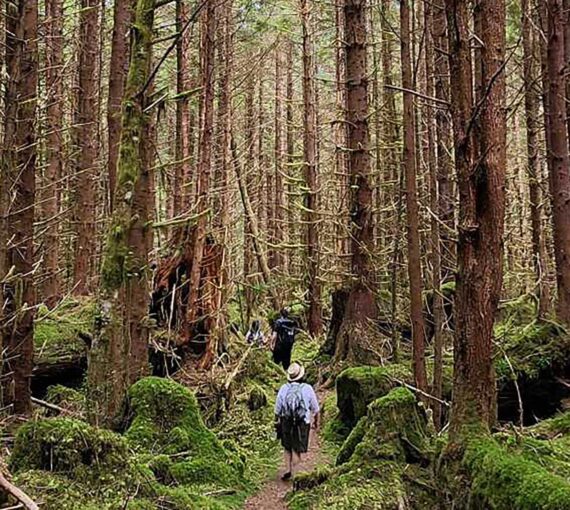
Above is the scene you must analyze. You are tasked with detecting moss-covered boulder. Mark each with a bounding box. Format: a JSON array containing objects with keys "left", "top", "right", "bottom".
[
  {"left": 10, "top": 418, "right": 127, "bottom": 477},
  {"left": 289, "top": 388, "right": 435, "bottom": 510},
  {"left": 464, "top": 437, "right": 570, "bottom": 510},
  {"left": 336, "top": 364, "right": 411, "bottom": 429},
  {"left": 338, "top": 387, "right": 429, "bottom": 465}
]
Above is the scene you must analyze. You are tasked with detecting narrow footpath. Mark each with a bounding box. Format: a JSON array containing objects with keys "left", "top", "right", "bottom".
[
  {"left": 244, "top": 389, "right": 329, "bottom": 509},
  {"left": 244, "top": 427, "right": 324, "bottom": 510}
]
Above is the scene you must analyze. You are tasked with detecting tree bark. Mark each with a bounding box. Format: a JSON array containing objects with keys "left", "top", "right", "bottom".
[
  {"left": 173, "top": 0, "right": 192, "bottom": 218},
  {"left": 425, "top": 0, "right": 444, "bottom": 429},
  {"left": 72, "top": 0, "right": 100, "bottom": 296},
  {"left": 1, "top": 0, "right": 38, "bottom": 416},
  {"left": 522, "top": 0, "right": 551, "bottom": 319},
  {"left": 42, "top": 0, "right": 64, "bottom": 306},
  {"left": 546, "top": 0, "right": 570, "bottom": 324},
  {"left": 445, "top": 0, "right": 507, "bottom": 439},
  {"left": 88, "top": 0, "right": 154, "bottom": 426},
  {"left": 433, "top": 0, "right": 455, "bottom": 281},
  {"left": 401, "top": 0, "right": 427, "bottom": 393},
  {"left": 335, "top": 0, "right": 378, "bottom": 363},
  {"left": 300, "top": 0, "right": 323, "bottom": 336},
  {"left": 107, "top": 0, "right": 134, "bottom": 212},
  {"left": 186, "top": 1, "right": 216, "bottom": 328}
]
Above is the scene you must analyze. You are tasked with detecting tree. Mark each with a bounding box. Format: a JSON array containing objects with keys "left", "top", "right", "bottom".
[
  {"left": 445, "top": 0, "right": 507, "bottom": 439},
  {"left": 1, "top": 0, "right": 38, "bottom": 416},
  {"left": 400, "top": 0, "right": 427, "bottom": 393},
  {"left": 545, "top": 0, "right": 570, "bottom": 324},
  {"left": 186, "top": 1, "right": 216, "bottom": 329},
  {"left": 42, "top": 0, "right": 64, "bottom": 306},
  {"left": 334, "top": 0, "right": 378, "bottom": 362},
  {"left": 522, "top": 0, "right": 551, "bottom": 319},
  {"left": 300, "top": 0, "right": 323, "bottom": 336},
  {"left": 107, "top": 0, "right": 134, "bottom": 211},
  {"left": 173, "top": 0, "right": 192, "bottom": 218},
  {"left": 88, "top": 0, "right": 155, "bottom": 425},
  {"left": 72, "top": 0, "right": 101, "bottom": 295}
]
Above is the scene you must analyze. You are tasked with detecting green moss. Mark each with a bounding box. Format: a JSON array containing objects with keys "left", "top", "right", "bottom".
[
  {"left": 34, "top": 298, "right": 95, "bottom": 365},
  {"left": 336, "top": 364, "right": 411, "bottom": 428},
  {"left": 45, "top": 385, "right": 86, "bottom": 414},
  {"left": 464, "top": 437, "right": 570, "bottom": 509},
  {"left": 336, "top": 415, "right": 369, "bottom": 465},
  {"left": 10, "top": 418, "right": 128, "bottom": 477},
  {"left": 532, "top": 411, "right": 570, "bottom": 438},
  {"left": 495, "top": 319, "right": 570, "bottom": 381}
]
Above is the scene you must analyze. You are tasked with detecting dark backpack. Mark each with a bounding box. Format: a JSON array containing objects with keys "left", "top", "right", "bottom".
[{"left": 275, "top": 317, "right": 297, "bottom": 346}]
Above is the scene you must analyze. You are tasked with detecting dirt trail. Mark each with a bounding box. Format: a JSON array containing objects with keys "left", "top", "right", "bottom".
[{"left": 244, "top": 390, "right": 329, "bottom": 510}]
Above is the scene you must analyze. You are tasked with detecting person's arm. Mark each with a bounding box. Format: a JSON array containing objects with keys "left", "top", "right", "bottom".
[{"left": 308, "top": 386, "right": 320, "bottom": 429}]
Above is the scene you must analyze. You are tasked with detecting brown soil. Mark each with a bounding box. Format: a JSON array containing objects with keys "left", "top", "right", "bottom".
[
  {"left": 243, "top": 427, "right": 324, "bottom": 510},
  {"left": 244, "top": 389, "right": 330, "bottom": 510}
]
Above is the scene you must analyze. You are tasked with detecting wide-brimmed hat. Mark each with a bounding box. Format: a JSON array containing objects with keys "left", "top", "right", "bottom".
[{"left": 287, "top": 362, "right": 305, "bottom": 382}]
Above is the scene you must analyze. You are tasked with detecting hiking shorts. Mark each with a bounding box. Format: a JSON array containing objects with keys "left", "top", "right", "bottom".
[
  {"left": 272, "top": 341, "right": 293, "bottom": 370},
  {"left": 280, "top": 417, "right": 310, "bottom": 454}
]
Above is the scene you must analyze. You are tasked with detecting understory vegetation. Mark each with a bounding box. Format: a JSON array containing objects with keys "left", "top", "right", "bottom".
[{"left": 5, "top": 296, "right": 570, "bottom": 509}]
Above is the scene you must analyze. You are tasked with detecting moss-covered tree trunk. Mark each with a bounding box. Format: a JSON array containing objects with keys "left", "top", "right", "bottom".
[{"left": 88, "top": 0, "right": 154, "bottom": 426}]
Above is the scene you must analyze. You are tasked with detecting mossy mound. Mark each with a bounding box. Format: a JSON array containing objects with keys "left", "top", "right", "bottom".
[
  {"left": 464, "top": 436, "right": 570, "bottom": 510},
  {"left": 290, "top": 388, "right": 436, "bottom": 509},
  {"left": 10, "top": 418, "right": 128, "bottom": 478},
  {"left": 336, "top": 364, "right": 411, "bottom": 429},
  {"left": 339, "top": 387, "right": 429, "bottom": 465},
  {"left": 11, "top": 377, "right": 253, "bottom": 509},
  {"left": 34, "top": 298, "right": 95, "bottom": 365},
  {"left": 45, "top": 385, "right": 86, "bottom": 415},
  {"left": 494, "top": 300, "right": 570, "bottom": 423}
]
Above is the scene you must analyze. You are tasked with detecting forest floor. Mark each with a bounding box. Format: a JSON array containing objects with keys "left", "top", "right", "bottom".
[{"left": 244, "top": 390, "right": 329, "bottom": 510}]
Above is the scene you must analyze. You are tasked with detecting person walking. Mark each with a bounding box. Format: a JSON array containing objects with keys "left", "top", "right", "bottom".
[
  {"left": 274, "top": 362, "right": 320, "bottom": 480},
  {"left": 270, "top": 308, "right": 298, "bottom": 370},
  {"left": 245, "top": 319, "right": 265, "bottom": 346}
]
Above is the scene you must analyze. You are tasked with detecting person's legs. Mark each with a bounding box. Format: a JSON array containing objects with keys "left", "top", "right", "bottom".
[
  {"left": 282, "top": 450, "right": 293, "bottom": 480},
  {"left": 291, "top": 452, "right": 302, "bottom": 476},
  {"left": 282, "top": 342, "right": 293, "bottom": 370}
]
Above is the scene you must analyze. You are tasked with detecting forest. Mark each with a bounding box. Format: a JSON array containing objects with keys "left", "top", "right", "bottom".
[{"left": 1, "top": 0, "right": 570, "bottom": 508}]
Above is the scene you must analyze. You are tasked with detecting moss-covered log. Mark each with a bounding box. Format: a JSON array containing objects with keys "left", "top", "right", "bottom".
[{"left": 463, "top": 437, "right": 570, "bottom": 510}]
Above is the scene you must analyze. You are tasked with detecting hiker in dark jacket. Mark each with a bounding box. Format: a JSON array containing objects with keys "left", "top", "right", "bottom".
[
  {"left": 270, "top": 308, "right": 298, "bottom": 370},
  {"left": 274, "top": 363, "right": 320, "bottom": 480}
]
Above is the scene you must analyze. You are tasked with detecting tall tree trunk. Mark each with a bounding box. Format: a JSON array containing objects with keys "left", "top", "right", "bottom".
[
  {"left": 72, "top": 0, "right": 100, "bottom": 295},
  {"left": 522, "top": 0, "right": 551, "bottom": 318},
  {"left": 425, "top": 0, "right": 444, "bottom": 429},
  {"left": 186, "top": 1, "right": 216, "bottom": 330},
  {"left": 335, "top": 0, "right": 378, "bottom": 362},
  {"left": 445, "top": 0, "right": 506, "bottom": 439},
  {"left": 88, "top": 0, "right": 154, "bottom": 426},
  {"left": 173, "top": 0, "right": 192, "bottom": 218},
  {"left": 273, "top": 45, "right": 286, "bottom": 273},
  {"left": 286, "top": 40, "right": 296, "bottom": 274},
  {"left": 243, "top": 73, "right": 257, "bottom": 324},
  {"left": 42, "top": 0, "right": 64, "bottom": 306},
  {"left": 546, "top": 0, "right": 570, "bottom": 324},
  {"left": 300, "top": 0, "right": 323, "bottom": 336},
  {"left": 1, "top": 0, "right": 38, "bottom": 416},
  {"left": 401, "top": 0, "right": 427, "bottom": 393},
  {"left": 433, "top": 0, "right": 455, "bottom": 281},
  {"left": 334, "top": 1, "right": 349, "bottom": 270},
  {"left": 107, "top": 0, "right": 133, "bottom": 212}
]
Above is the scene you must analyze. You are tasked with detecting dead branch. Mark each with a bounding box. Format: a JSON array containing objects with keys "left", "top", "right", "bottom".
[{"left": 0, "top": 472, "right": 39, "bottom": 510}]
